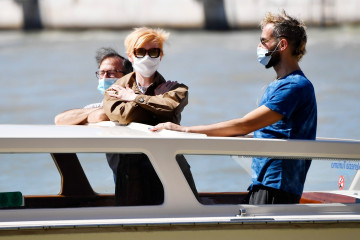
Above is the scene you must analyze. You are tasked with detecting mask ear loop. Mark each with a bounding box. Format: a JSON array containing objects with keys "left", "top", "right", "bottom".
[{"left": 265, "top": 41, "right": 282, "bottom": 56}]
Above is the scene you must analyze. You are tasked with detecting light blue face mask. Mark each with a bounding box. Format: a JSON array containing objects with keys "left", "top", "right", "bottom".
[
  {"left": 256, "top": 42, "right": 280, "bottom": 66},
  {"left": 257, "top": 47, "right": 272, "bottom": 66},
  {"left": 97, "top": 78, "right": 117, "bottom": 95}
]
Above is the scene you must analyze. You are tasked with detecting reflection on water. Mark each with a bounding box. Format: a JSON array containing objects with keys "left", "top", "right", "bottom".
[{"left": 1, "top": 27, "right": 360, "bottom": 194}]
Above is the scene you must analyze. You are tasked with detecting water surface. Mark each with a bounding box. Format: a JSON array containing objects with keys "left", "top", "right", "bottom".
[{"left": 1, "top": 27, "right": 360, "bottom": 194}]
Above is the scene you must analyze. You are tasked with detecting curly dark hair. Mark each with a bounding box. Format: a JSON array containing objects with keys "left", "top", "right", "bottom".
[{"left": 95, "top": 47, "right": 133, "bottom": 74}]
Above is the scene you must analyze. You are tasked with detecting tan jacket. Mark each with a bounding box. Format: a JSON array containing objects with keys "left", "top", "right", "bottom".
[{"left": 103, "top": 72, "right": 188, "bottom": 125}]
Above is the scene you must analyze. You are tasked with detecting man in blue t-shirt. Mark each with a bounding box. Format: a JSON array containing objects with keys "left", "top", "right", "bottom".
[
  {"left": 151, "top": 10, "right": 317, "bottom": 204},
  {"left": 251, "top": 69, "right": 317, "bottom": 204}
]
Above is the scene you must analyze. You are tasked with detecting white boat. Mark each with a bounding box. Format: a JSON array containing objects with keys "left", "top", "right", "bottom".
[{"left": 0, "top": 122, "right": 360, "bottom": 239}]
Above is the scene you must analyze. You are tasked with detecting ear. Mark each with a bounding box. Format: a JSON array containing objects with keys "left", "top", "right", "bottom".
[{"left": 280, "top": 38, "right": 288, "bottom": 51}]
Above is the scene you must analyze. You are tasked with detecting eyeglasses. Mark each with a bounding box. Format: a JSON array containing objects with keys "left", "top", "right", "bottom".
[
  {"left": 133, "top": 48, "right": 161, "bottom": 58},
  {"left": 260, "top": 35, "right": 287, "bottom": 46},
  {"left": 95, "top": 70, "right": 124, "bottom": 78}
]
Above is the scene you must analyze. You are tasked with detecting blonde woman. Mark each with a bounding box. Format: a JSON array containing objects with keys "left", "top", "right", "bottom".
[
  {"left": 103, "top": 27, "right": 196, "bottom": 206},
  {"left": 104, "top": 27, "right": 188, "bottom": 125}
]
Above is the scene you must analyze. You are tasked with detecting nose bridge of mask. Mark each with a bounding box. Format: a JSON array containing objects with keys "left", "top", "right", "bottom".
[
  {"left": 135, "top": 55, "right": 160, "bottom": 66},
  {"left": 139, "top": 55, "right": 156, "bottom": 63},
  {"left": 102, "top": 77, "right": 118, "bottom": 82},
  {"left": 139, "top": 54, "right": 150, "bottom": 61}
]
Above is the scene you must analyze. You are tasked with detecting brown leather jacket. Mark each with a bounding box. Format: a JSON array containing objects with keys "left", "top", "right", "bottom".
[{"left": 103, "top": 72, "right": 188, "bottom": 125}]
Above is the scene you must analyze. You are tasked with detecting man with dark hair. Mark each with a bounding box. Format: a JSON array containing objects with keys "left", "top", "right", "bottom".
[
  {"left": 55, "top": 47, "right": 132, "bottom": 125},
  {"left": 152, "top": 10, "right": 317, "bottom": 204},
  {"left": 55, "top": 47, "right": 133, "bottom": 188},
  {"left": 95, "top": 47, "right": 133, "bottom": 75}
]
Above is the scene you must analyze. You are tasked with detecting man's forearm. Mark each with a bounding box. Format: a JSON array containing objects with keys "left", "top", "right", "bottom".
[
  {"left": 87, "top": 108, "right": 109, "bottom": 123},
  {"left": 54, "top": 108, "right": 99, "bottom": 125}
]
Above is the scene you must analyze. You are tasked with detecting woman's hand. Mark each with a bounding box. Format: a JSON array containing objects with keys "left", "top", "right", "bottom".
[
  {"left": 107, "top": 85, "right": 137, "bottom": 101},
  {"left": 149, "top": 122, "right": 186, "bottom": 132}
]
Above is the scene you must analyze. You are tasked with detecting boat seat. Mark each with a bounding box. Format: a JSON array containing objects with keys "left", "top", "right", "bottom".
[{"left": 0, "top": 192, "right": 24, "bottom": 208}]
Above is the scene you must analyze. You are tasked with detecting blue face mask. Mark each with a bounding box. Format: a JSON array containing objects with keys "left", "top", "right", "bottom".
[
  {"left": 97, "top": 78, "right": 117, "bottom": 95},
  {"left": 256, "top": 42, "right": 280, "bottom": 66}
]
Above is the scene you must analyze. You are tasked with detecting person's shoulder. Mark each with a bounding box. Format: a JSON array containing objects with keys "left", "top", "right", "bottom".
[
  {"left": 270, "top": 72, "right": 311, "bottom": 95},
  {"left": 293, "top": 72, "right": 314, "bottom": 89},
  {"left": 156, "top": 72, "right": 188, "bottom": 90},
  {"left": 175, "top": 82, "right": 188, "bottom": 90},
  {"left": 287, "top": 70, "right": 308, "bottom": 82},
  {"left": 283, "top": 71, "right": 312, "bottom": 87},
  {"left": 283, "top": 72, "right": 315, "bottom": 97},
  {"left": 166, "top": 81, "right": 188, "bottom": 91}
]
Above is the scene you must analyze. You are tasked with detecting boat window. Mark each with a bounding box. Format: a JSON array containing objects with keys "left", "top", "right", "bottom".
[
  {"left": 0, "top": 152, "right": 164, "bottom": 209},
  {"left": 0, "top": 153, "right": 61, "bottom": 195},
  {"left": 77, "top": 152, "right": 165, "bottom": 205},
  {"left": 301, "top": 158, "right": 360, "bottom": 204},
  {"left": 76, "top": 153, "right": 115, "bottom": 194},
  {"left": 304, "top": 159, "right": 359, "bottom": 192},
  {"left": 181, "top": 154, "right": 360, "bottom": 205},
  {"left": 180, "top": 154, "right": 252, "bottom": 193},
  {"left": 2, "top": 151, "right": 359, "bottom": 208}
]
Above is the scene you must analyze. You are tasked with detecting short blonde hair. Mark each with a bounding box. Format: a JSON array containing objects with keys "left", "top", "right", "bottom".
[
  {"left": 125, "top": 27, "right": 170, "bottom": 57},
  {"left": 261, "top": 10, "right": 307, "bottom": 61}
]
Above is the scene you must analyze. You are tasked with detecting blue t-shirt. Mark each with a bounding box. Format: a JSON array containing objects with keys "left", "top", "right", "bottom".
[{"left": 251, "top": 70, "right": 317, "bottom": 196}]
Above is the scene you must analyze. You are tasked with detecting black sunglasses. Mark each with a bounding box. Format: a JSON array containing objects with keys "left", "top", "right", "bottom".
[{"left": 133, "top": 48, "right": 161, "bottom": 58}]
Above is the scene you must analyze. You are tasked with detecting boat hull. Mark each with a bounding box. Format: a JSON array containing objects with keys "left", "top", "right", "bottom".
[{"left": 1, "top": 221, "right": 360, "bottom": 240}]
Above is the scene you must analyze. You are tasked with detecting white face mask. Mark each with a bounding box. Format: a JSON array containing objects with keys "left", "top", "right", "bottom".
[
  {"left": 133, "top": 55, "right": 160, "bottom": 77},
  {"left": 256, "top": 42, "right": 281, "bottom": 66},
  {"left": 257, "top": 47, "right": 272, "bottom": 66}
]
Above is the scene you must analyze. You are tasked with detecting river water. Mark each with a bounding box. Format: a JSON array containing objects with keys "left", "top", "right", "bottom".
[{"left": 1, "top": 27, "right": 360, "bottom": 195}]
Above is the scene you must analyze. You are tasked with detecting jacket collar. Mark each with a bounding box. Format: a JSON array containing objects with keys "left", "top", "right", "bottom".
[{"left": 127, "top": 71, "right": 166, "bottom": 94}]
